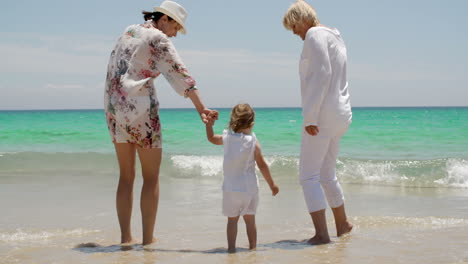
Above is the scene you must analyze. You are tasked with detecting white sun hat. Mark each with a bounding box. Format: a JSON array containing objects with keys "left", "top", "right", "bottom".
[{"left": 154, "top": 1, "right": 188, "bottom": 34}]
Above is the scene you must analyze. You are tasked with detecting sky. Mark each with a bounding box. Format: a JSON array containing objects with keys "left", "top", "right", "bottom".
[{"left": 1, "top": 0, "right": 467, "bottom": 110}]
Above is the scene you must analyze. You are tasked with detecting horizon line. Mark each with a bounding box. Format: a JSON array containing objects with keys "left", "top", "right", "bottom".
[{"left": 1, "top": 105, "right": 467, "bottom": 111}]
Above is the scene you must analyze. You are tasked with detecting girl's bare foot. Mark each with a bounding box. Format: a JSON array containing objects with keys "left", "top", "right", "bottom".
[
  {"left": 228, "top": 247, "right": 236, "bottom": 253},
  {"left": 337, "top": 221, "right": 353, "bottom": 237},
  {"left": 307, "top": 235, "right": 331, "bottom": 245}
]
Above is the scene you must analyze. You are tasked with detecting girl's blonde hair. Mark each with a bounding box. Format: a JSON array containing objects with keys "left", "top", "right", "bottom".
[
  {"left": 229, "top": 104, "right": 255, "bottom": 133},
  {"left": 283, "top": 0, "right": 320, "bottom": 30}
]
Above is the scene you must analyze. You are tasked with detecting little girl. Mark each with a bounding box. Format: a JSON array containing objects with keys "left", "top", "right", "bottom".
[{"left": 205, "top": 103, "right": 279, "bottom": 253}]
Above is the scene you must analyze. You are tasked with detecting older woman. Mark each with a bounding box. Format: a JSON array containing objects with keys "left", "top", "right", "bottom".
[
  {"left": 283, "top": 0, "right": 353, "bottom": 244},
  {"left": 104, "top": 1, "right": 217, "bottom": 245}
]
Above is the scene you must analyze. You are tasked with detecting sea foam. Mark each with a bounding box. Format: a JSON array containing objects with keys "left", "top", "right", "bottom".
[
  {"left": 168, "top": 154, "right": 468, "bottom": 188},
  {"left": 0, "top": 229, "right": 100, "bottom": 243},
  {"left": 434, "top": 159, "right": 468, "bottom": 188}
]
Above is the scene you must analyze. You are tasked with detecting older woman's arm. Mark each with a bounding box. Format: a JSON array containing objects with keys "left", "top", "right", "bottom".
[{"left": 301, "top": 29, "right": 332, "bottom": 128}]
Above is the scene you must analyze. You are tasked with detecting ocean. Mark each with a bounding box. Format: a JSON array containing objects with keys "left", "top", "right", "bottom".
[
  {"left": 1, "top": 107, "right": 467, "bottom": 187},
  {"left": 1, "top": 107, "right": 467, "bottom": 263}
]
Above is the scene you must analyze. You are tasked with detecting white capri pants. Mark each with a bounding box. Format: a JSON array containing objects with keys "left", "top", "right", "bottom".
[{"left": 299, "top": 123, "right": 349, "bottom": 213}]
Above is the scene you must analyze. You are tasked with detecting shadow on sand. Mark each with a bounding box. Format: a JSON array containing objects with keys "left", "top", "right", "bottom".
[
  {"left": 73, "top": 238, "right": 321, "bottom": 254},
  {"left": 74, "top": 242, "right": 257, "bottom": 254},
  {"left": 258, "top": 239, "right": 313, "bottom": 250}
]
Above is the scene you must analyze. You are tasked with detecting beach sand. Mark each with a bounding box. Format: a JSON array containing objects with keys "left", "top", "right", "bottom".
[{"left": 1, "top": 164, "right": 467, "bottom": 264}]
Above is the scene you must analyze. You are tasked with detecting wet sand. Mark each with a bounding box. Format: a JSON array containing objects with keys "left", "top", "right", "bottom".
[{"left": 1, "top": 171, "right": 467, "bottom": 264}]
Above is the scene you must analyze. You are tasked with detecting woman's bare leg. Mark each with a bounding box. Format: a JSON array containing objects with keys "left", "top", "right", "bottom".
[
  {"left": 114, "top": 143, "right": 137, "bottom": 244},
  {"left": 243, "top": 215, "right": 257, "bottom": 250},
  {"left": 331, "top": 204, "right": 353, "bottom": 236},
  {"left": 308, "top": 209, "right": 331, "bottom": 245},
  {"left": 136, "top": 147, "right": 162, "bottom": 245}
]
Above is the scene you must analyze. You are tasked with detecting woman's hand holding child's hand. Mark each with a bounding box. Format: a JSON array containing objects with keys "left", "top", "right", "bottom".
[
  {"left": 208, "top": 110, "right": 218, "bottom": 121},
  {"left": 200, "top": 109, "right": 218, "bottom": 124},
  {"left": 206, "top": 110, "right": 218, "bottom": 126}
]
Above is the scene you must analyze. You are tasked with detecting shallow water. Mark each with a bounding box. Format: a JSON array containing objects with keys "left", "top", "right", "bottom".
[{"left": 1, "top": 167, "right": 467, "bottom": 264}]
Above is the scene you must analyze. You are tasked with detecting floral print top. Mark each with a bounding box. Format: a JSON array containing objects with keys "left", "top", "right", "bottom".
[{"left": 104, "top": 21, "right": 196, "bottom": 148}]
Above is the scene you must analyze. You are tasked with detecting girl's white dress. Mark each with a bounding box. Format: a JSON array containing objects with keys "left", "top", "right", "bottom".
[{"left": 222, "top": 129, "right": 259, "bottom": 217}]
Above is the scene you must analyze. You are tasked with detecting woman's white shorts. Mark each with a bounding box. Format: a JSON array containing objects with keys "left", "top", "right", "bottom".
[{"left": 222, "top": 191, "right": 259, "bottom": 217}]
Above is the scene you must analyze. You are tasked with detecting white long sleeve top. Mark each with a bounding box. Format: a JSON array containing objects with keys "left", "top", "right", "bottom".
[{"left": 299, "top": 26, "right": 352, "bottom": 128}]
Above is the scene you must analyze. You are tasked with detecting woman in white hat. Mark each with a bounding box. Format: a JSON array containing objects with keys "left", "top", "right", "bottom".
[
  {"left": 283, "top": 0, "right": 353, "bottom": 244},
  {"left": 104, "top": 1, "right": 217, "bottom": 245}
]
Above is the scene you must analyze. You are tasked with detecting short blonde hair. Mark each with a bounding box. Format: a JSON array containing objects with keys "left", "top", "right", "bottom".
[
  {"left": 229, "top": 104, "right": 255, "bottom": 133},
  {"left": 283, "top": 0, "right": 320, "bottom": 30}
]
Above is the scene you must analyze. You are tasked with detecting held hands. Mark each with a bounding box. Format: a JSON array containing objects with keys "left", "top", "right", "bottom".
[
  {"left": 206, "top": 116, "right": 216, "bottom": 126},
  {"left": 270, "top": 184, "right": 279, "bottom": 196},
  {"left": 208, "top": 110, "right": 219, "bottom": 124},
  {"left": 305, "top": 125, "right": 319, "bottom": 136},
  {"left": 200, "top": 109, "right": 219, "bottom": 125}
]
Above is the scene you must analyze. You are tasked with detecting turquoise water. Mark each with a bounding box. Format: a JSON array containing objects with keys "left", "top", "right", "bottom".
[
  {"left": 0, "top": 107, "right": 467, "bottom": 187},
  {"left": 0, "top": 107, "right": 466, "bottom": 158}
]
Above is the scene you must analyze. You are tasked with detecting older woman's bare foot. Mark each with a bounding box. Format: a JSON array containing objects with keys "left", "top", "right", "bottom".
[
  {"left": 307, "top": 235, "right": 331, "bottom": 245},
  {"left": 337, "top": 221, "right": 353, "bottom": 237}
]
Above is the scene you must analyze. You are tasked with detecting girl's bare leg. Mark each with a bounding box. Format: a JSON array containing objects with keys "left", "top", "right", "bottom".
[
  {"left": 137, "top": 147, "right": 162, "bottom": 245},
  {"left": 243, "top": 215, "right": 257, "bottom": 250},
  {"left": 114, "top": 143, "right": 137, "bottom": 244},
  {"left": 227, "top": 216, "right": 240, "bottom": 253}
]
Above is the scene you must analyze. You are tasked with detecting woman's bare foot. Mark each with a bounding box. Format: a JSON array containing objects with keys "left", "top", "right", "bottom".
[
  {"left": 227, "top": 247, "right": 236, "bottom": 253},
  {"left": 142, "top": 237, "right": 157, "bottom": 246},
  {"left": 337, "top": 221, "right": 353, "bottom": 237},
  {"left": 121, "top": 235, "right": 134, "bottom": 244},
  {"left": 307, "top": 234, "right": 331, "bottom": 245}
]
